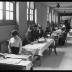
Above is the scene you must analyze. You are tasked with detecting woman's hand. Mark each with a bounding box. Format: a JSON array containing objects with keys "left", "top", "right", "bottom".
[
  {"left": 9, "top": 50, "right": 11, "bottom": 54},
  {"left": 19, "top": 51, "right": 22, "bottom": 55}
]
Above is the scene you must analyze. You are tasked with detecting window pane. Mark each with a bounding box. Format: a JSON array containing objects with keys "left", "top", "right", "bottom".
[
  {"left": 53, "top": 14, "right": 55, "bottom": 23},
  {"left": 10, "top": 2, "right": 13, "bottom": 11},
  {"left": 27, "top": 2, "right": 29, "bottom": 8},
  {"left": 52, "top": 10, "right": 54, "bottom": 21},
  {"left": 35, "top": 9, "right": 37, "bottom": 24},
  {"left": 31, "top": 10, "right": 33, "bottom": 14},
  {"left": 6, "top": 11, "right": 9, "bottom": 20},
  {"left": 30, "top": 9, "right": 31, "bottom": 14},
  {"left": 27, "top": 14, "right": 28, "bottom": 21},
  {"left": 0, "top": 2, "right": 3, "bottom": 9},
  {"left": 10, "top": 12, "right": 13, "bottom": 20},
  {"left": 27, "top": 8, "right": 28, "bottom": 14},
  {"left": 0, "top": 10, "right": 3, "bottom": 20},
  {"left": 30, "top": 2, "right": 34, "bottom": 9},
  {"left": 6, "top": 2, "right": 10, "bottom": 10},
  {"left": 56, "top": 16, "right": 58, "bottom": 23},
  {"left": 49, "top": 13, "right": 51, "bottom": 23},
  {"left": 30, "top": 15, "right": 33, "bottom": 21},
  {"left": 30, "top": 15, "right": 31, "bottom": 21},
  {"left": 30, "top": 9, "right": 33, "bottom": 14},
  {"left": 47, "top": 7, "right": 49, "bottom": 14},
  {"left": 32, "top": 15, "right": 33, "bottom": 21}
]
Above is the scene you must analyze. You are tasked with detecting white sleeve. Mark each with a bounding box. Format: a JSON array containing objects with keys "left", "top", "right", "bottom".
[
  {"left": 8, "top": 39, "right": 11, "bottom": 53},
  {"left": 19, "top": 39, "right": 22, "bottom": 54}
]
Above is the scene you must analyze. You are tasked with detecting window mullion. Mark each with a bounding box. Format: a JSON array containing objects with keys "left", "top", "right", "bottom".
[
  {"left": 29, "top": 8, "right": 30, "bottom": 21},
  {"left": 29, "top": 2, "right": 30, "bottom": 21},
  {"left": 13, "top": 2, "right": 16, "bottom": 21},
  {"left": 9, "top": 2, "right": 10, "bottom": 20},
  {"left": 33, "top": 2, "right": 35, "bottom": 22},
  {"left": 33, "top": 9, "right": 35, "bottom": 22},
  {"left": 3, "top": 2, "right": 6, "bottom": 20}
]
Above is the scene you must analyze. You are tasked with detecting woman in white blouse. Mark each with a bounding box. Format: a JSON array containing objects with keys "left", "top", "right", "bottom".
[{"left": 8, "top": 30, "right": 22, "bottom": 54}]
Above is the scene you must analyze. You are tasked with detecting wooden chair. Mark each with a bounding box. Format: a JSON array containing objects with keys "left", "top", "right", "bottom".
[{"left": 48, "top": 39, "right": 57, "bottom": 55}]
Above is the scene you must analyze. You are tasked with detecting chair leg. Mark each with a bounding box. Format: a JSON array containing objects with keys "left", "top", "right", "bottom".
[
  {"left": 54, "top": 46, "right": 57, "bottom": 55},
  {"left": 65, "top": 38, "right": 67, "bottom": 43},
  {"left": 33, "top": 55, "right": 41, "bottom": 66},
  {"left": 30, "top": 66, "right": 33, "bottom": 70},
  {"left": 37, "top": 55, "right": 41, "bottom": 66},
  {"left": 48, "top": 48, "right": 52, "bottom": 55}
]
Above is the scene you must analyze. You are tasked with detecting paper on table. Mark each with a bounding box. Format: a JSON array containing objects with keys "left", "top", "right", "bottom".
[
  {"left": 5, "top": 54, "right": 31, "bottom": 60},
  {"left": 23, "top": 38, "right": 53, "bottom": 51},
  {"left": 38, "top": 37, "right": 46, "bottom": 42},
  {"left": 17, "top": 60, "right": 32, "bottom": 66},
  {"left": 0, "top": 58, "right": 22, "bottom": 64}
]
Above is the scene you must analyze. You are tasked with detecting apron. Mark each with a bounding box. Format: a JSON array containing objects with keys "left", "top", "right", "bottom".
[{"left": 10, "top": 47, "right": 19, "bottom": 54}]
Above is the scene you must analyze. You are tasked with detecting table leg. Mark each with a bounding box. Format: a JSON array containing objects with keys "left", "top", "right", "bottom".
[
  {"left": 30, "top": 65, "right": 33, "bottom": 70},
  {"left": 36, "top": 55, "right": 41, "bottom": 66},
  {"left": 33, "top": 55, "right": 41, "bottom": 66}
]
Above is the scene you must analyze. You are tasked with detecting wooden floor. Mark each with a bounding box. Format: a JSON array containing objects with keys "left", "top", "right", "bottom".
[{"left": 33, "top": 33, "right": 72, "bottom": 70}]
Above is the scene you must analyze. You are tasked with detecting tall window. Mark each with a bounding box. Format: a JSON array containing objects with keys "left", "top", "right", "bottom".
[
  {"left": 49, "top": 13, "right": 51, "bottom": 23},
  {"left": 27, "top": 2, "right": 35, "bottom": 22},
  {"left": 30, "top": 9, "right": 33, "bottom": 21},
  {"left": 27, "top": 2, "right": 29, "bottom": 21},
  {"left": 56, "top": 15, "right": 58, "bottom": 23},
  {"left": 53, "top": 14, "right": 55, "bottom": 23},
  {"left": 0, "top": 2, "right": 3, "bottom": 20},
  {"left": 47, "top": 7, "right": 49, "bottom": 21},
  {"left": 52, "top": 9, "right": 54, "bottom": 22},
  {"left": 35, "top": 9, "right": 37, "bottom": 24},
  {"left": 0, "top": 1, "right": 16, "bottom": 21},
  {"left": 6, "top": 2, "right": 14, "bottom": 20}
]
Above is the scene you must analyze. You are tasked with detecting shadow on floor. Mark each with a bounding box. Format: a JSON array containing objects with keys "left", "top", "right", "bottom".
[
  {"left": 56, "top": 35, "right": 72, "bottom": 48},
  {"left": 34, "top": 51, "right": 65, "bottom": 69},
  {"left": 34, "top": 36, "right": 72, "bottom": 70},
  {"left": 57, "top": 42, "right": 72, "bottom": 48}
]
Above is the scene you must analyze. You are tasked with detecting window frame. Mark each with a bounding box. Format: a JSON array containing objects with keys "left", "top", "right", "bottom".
[
  {"left": 0, "top": 1, "right": 16, "bottom": 26},
  {"left": 27, "top": 2, "right": 35, "bottom": 25}
]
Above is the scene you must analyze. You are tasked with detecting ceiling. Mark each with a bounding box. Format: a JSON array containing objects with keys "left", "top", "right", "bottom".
[{"left": 41, "top": 2, "right": 72, "bottom": 13}]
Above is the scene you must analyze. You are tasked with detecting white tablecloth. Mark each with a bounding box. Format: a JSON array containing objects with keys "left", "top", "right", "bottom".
[
  {"left": 69, "top": 29, "right": 72, "bottom": 35},
  {"left": 0, "top": 58, "right": 32, "bottom": 70},
  {"left": 22, "top": 38, "right": 54, "bottom": 56},
  {"left": 17, "top": 60, "right": 32, "bottom": 70}
]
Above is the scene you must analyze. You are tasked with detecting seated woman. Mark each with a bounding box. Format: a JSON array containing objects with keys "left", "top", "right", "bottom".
[{"left": 8, "top": 30, "right": 22, "bottom": 54}]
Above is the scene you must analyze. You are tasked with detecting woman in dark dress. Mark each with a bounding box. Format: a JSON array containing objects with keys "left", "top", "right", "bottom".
[{"left": 8, "top": 30, "right": 22, "bottom": 54}]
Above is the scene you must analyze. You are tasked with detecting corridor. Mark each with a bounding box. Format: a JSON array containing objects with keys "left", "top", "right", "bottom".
[{"left": 34, "top": 33, "right": 72, "bottom": 70}]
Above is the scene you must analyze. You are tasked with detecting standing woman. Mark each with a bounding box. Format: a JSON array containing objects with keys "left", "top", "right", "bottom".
[{"left": 8, "top": 30, "right": 22, "bottom": 54}]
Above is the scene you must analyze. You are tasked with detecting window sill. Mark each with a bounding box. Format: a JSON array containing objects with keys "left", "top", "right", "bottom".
[{"left": 0, "top": 21, "right": 17, "bottom": 26}]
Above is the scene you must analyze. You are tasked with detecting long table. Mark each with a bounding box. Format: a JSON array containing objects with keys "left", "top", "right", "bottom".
[
  {"left": 22, "top": 38, "right": 54, "bottom": 66},
  {"left": 22, "top": 38, "right": 54, "bottom": 56},
  {"left": 0, "top": 59, "right": 32, "bottom": 70},
  {"left": 0, "top": 54, "right": 33, "bottom": 70}
]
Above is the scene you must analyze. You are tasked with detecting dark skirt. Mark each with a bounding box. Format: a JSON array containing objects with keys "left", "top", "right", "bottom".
[{"left": 10, "top": 47, "right": 19, "bottom": 54}]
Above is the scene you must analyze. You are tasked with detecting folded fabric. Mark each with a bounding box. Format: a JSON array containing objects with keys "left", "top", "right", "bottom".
[
  {"left": 0, "top": 58, "right": 22, "bottom": 64},
  {"left": 5, "top": 54, "right": 31, "bottom": 60}
]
